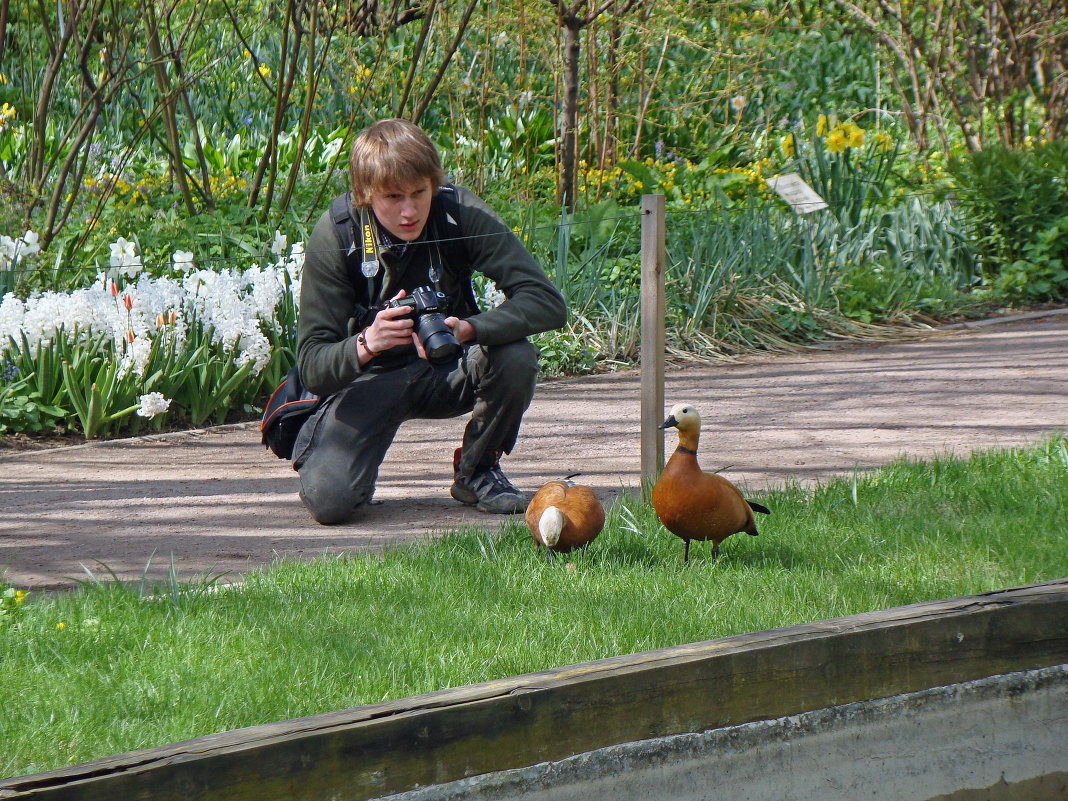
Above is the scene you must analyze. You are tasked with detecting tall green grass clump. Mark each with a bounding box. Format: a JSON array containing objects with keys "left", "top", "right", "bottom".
[{"left": 2, "top": 437, "right": 1066, "bottom": 778}]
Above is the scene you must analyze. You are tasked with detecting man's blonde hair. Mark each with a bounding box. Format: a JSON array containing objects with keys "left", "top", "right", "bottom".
[{"left": 348, "top": 119, "right": 445, "bottom": 207}]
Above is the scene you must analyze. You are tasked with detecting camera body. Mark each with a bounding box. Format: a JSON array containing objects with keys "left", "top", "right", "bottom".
[{"left": 387, "top": 286, "right": 462, "bottom": 364}]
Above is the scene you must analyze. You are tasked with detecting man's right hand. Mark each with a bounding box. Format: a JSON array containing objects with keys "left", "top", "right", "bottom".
[{"left": 357, "top": 289, "right": 415, "bottom": 364}]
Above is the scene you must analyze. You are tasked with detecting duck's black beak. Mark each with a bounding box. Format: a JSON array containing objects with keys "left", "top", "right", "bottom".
[{"left": 658, "top": 414, "right": 678, "bottom": 430}]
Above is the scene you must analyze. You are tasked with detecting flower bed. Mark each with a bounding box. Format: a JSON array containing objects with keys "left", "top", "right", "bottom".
[{"left": 0, "top": 241, "right": 303, "bottom": 439}]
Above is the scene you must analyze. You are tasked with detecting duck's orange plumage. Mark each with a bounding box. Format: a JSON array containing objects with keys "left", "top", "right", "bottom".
[
  {"left": 652, "top": 403, "right": 770, "bottom": 562},
  {"left": 525, "top": 480, "right": 605, "bottom": 557}
]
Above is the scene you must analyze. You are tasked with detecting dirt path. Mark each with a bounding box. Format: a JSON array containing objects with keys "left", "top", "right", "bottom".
[{"left": 2, "top": 311, "right": 1066, "bottom": 592}]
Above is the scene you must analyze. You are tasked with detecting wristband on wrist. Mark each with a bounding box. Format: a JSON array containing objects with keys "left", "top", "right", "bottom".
[{"left": 357, "top": 329, "right": 378, "bottom": 358}]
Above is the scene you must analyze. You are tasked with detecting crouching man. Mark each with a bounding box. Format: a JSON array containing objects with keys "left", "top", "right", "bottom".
[{"left": 293, "top": 118, "right": 566, "bottom": 524}]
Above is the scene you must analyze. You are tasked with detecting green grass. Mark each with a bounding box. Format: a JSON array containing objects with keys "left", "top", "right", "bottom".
[{"left": 2, "top": 437, "right": 1067, "bottom": 778}]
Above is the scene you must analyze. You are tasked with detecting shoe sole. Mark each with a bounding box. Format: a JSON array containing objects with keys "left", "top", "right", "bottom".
[{"left": 450, "top": 483, "right": 478, "bottom": 505}]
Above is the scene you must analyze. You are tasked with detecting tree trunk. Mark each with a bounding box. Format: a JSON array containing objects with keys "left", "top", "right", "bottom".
[
  {"left": 141, "top": 0, "right": 197, "bottom": 215},
  {"left": 558, "top": 20, "right": 579, "bottom": 207}
]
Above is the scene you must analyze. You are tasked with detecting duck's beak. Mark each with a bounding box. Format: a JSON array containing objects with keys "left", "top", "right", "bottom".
[{"left": 658, "top": 414, "right": 678, "bottom": 430}]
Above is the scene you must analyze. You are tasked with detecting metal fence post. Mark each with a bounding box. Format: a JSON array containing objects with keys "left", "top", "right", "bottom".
[{"left": 640, "top": 194, "right": 666, "bottom": 484}]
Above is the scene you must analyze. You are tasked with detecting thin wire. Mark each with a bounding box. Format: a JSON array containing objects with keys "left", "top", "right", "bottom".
[
  {"left": 5, "top": 213, "right": 649, "bottom": 277},
  {"left": 5, "top": 175, "right": 1058, "bottom": 279}
]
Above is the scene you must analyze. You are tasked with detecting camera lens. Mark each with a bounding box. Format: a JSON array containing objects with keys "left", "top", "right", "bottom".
[{"left": 417, "top": 313, "right": 461, "bottom": 364}]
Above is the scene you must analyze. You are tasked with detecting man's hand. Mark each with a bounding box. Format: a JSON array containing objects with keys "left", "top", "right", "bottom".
[
  {"left": 359, "top": 290, "right": 415, "bottom": 362},
  {"left": 444, "top": 316, "right": 475, "bottom": 344},
  {"left": 412, "top": 316, "right": 472, "bottom": 361}
]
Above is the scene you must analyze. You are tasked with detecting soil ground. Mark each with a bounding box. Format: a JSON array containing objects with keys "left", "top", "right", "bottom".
[{"left": 2, "top": 310, "right": 1066, "bottom": 592}]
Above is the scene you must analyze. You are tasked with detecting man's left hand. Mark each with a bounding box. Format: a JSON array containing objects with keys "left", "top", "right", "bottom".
[
  {"left": 412, "top": 317, "right": 474, "bottom": 361},
  {"left": 445, "top": 317, "right": 475, "bottom": 344}
]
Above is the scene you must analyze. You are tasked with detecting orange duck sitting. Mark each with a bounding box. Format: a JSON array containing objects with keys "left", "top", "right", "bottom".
[
  {"left": 652, "top": 403, "right": 770, "bottom": 562},
  {"left": 525, "top": 479, "right": 605, "bottom": 560}
]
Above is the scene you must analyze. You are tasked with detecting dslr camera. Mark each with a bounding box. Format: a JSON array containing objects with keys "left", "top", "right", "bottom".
[{"left": 388, "top": 286, "right": 461, "bottom": 364}]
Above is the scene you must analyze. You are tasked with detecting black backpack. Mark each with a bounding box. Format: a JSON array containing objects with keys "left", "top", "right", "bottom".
[
  {"left": 260, "top": 366, "right": 320, "bottom": 460},
  {"left": 260, "top": 186, "right": 472, "bottom": 460}
]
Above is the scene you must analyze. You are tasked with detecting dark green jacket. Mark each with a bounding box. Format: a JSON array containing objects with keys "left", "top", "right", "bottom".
[{"left": 297, "top": 184, "right": 566, "bottom": 397}]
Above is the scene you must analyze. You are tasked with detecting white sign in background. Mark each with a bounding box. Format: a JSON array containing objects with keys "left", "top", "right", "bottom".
[{"left": 766, "top": 173, "right": 828, "bottom": 214}]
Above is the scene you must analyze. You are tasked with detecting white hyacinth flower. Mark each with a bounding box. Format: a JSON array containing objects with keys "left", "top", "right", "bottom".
[
  {"left": 4, "top": 258, "right": 292, "bottom": 377},
  {"left": 271, "top": 229, "right": 288, "bottom": 257},
  {"left": 480, "top": 280, "right": 506, "bottom": 309},
  {"left": 109, "top": 237, "right": 142, "bottom": 278},
  {"left": 109, "top": 237, "right": 134, "bottom": 267},
  {"left": 172, "top": 250, "right": 194, "bottom": 273},
  {"left": 122, "top": 334, "right": 154, "bottom": 377},
  {"left": 136, "top": 392, "right": 172, "bottom": 418},
  {"left": 0, "top": 292, "right": 26, "bottom": 341},
  {"left": 0, "top": 236, "right": 14, "bottom": 268},
  {"left": 18, "top": 231, "right": 40, "bottom": 257}
]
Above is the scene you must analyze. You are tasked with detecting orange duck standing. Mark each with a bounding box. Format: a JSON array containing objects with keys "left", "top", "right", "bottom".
[
  {"left": 652, "top": 403, "right": 770, "bottom": 562},
  {"left": 525, "top": 479, "right": 605, "bottom": 560}
]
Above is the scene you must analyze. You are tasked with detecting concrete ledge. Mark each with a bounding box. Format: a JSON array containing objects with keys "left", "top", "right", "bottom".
[{"left": 388, "top": 664, "right": 1068, "bottom": 801}]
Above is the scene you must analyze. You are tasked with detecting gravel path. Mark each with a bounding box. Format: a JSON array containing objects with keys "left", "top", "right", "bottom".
[{"left": 2, "top": 311, "right": 1066, "bottom": 591}]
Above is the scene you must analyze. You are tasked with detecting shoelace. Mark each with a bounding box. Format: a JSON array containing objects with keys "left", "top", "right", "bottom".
[{"left": 478, "top": 465, "right": 519, "bottom": 494}]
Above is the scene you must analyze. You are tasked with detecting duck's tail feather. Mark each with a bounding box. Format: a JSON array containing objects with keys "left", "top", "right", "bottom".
[{"left": 747, "top": 500, "right": 771, "bottom": 515}]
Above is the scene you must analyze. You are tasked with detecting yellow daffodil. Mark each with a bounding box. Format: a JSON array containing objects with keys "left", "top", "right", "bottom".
[
  {"left": 816, "top": 114, "right": 828, "bottom": 137},
  {"left": 780, "top": 134, "right": 795, "bottom": 158},
  {"left": 257, "top": 64, "right": 271, "bottom": 80},
  {"left": 825, "top": 130, "right": 847, "bottom": 154},
  {"left": 844, "top": 122, "right": 864, "bottom": 148}
]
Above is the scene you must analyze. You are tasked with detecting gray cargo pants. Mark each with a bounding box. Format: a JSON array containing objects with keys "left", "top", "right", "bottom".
[{"left": 292, "top": 339, "right": 538, "bottom": 524}]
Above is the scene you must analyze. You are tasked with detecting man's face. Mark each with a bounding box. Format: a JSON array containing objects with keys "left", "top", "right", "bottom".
[{"left": 370, "top": 178, "right": 433, "bottom": 242}]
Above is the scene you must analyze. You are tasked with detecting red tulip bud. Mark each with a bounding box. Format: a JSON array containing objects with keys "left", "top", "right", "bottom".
[
  {"left": 122, "top": 293, "right": 133, "bottom": 310},
  {"left": 125, "top": 329, "right": 135, "bottom": 344}
]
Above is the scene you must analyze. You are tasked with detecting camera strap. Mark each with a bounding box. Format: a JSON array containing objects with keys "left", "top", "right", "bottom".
[
  {"left": 356, "top": 205, "right": 382, "bottom": 305},
  {"left": 428, "top": 236, "right": 446, "bottom": 296}
]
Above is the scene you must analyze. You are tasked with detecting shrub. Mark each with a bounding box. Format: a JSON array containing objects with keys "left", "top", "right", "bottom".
[
  {"left": 948, "top": 139, "right": 1068, "bottom": 286},
  {"left": 992, "top": 215, "right": 1068, "bottom": 301}
]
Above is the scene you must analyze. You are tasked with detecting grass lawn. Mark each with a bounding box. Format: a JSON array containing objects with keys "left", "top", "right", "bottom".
[{"left": 2, "top": 436, "right": 1066, "bottom": 778}]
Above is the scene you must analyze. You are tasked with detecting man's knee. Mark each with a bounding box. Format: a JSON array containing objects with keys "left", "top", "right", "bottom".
[
  {"left": 485, "top": 339, "right": 538, "bottom": 387},
  {"left": 298, "top": 477, "right": 372, "bottom": 525}
]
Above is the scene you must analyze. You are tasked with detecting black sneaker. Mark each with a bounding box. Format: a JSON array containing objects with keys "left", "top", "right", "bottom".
[{"left": 451, "top": 459, "right": 526, "bottom": 514}]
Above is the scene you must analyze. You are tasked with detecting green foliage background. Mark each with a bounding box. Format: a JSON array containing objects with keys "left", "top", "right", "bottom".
[{"left": 1, "top": 0, "right": 1066, "bottom": 439}]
